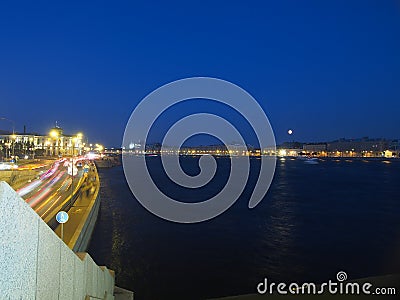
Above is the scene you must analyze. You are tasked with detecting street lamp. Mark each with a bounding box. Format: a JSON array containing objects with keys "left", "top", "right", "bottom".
[
  {"left": 76, "top": 133, "right": 83, "bottom": 155},
  {"left": 49, "top": 130, "right": 58, "bottom": 138},
  {"left": 49, "top": 129, "right": 60, "bottom": 156},
  {"left": 4, "top": 142, "right": 11, "bottom": 159},
  {"left": 11, "top": 134, "right": 16, "bottom": 159},
  {"left": 0, "top": 117, "right": 15, "bottom": 160},
  {"left": 29, "top": 137, "right": 35, "bottom": 159},
  {"left": 68, "top": 136, "right": 78, "bottom": 210},
  {"left": 72, "top": 137, "right": 77, "bottom": 156},
  {"left": 44, "top": 140, "right": 51, "bottom": 156},
  {"left": 68, "top": 132, "right": 84, "bottom": 208}
]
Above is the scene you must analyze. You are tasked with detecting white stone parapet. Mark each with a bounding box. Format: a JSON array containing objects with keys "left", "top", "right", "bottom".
[{"left": 0, "top": 181, "right": 115, "bottom": 300}]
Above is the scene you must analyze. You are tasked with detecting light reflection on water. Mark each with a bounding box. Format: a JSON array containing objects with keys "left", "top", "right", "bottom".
[{"left": 88, "top": 157, "right": 400, "bottom": 300}]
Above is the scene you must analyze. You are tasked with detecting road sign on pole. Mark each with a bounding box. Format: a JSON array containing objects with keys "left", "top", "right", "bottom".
[
  {"left": 56, "top": 211, "right": 69, "bottom": 241},
  {"left": 56, "top": 211, "right": 69, "bottom": 223}
]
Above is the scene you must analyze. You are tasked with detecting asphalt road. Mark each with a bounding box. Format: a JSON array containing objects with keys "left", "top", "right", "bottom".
[{"left": 15, "top": 157, "right": 93, "bottom": 223}]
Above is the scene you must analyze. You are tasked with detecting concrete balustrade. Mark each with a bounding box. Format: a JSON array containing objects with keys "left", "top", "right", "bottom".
[{"left": 0, "top": 181, "right": 115, "bottom": 300}]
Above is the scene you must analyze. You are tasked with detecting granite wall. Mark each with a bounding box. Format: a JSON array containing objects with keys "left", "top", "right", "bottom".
[{"left": 0, "top": 181, "right": 115, "bottom": 300}]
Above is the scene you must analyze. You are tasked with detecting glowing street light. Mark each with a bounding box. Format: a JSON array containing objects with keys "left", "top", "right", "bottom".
[
  {"left": 49, "top": 129, "right": 63, "bottom": 156},
  {"left": 49, "top": 130, "right": 59, "bottom": 138}
]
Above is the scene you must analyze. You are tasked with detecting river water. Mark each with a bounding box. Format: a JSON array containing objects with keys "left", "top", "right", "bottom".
[{"left": 88, "top": 157, "right": 400, "bottom": 299}]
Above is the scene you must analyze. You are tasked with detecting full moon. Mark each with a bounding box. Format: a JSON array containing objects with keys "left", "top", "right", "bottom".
[{"left": 288, "top": 129, "right": 293, "bottom": 135}]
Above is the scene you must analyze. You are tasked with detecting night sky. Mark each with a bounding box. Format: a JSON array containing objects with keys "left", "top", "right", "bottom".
[{"left": 1, "top": 1, "right": 399, "bottom": 147}]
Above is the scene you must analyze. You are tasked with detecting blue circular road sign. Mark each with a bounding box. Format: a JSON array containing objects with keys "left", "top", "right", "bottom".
[{"left": 56, "top": 211, "right": 69, "bottom": 224}]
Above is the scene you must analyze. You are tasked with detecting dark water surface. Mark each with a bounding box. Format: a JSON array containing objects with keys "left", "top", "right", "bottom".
[{"left": 88, "top": 157, "right": 400, "bottom": 300}]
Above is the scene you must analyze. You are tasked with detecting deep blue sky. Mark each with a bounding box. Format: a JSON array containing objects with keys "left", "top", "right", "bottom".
[{"left": 1, "top": 1, "right": 399, "bottom": 146}]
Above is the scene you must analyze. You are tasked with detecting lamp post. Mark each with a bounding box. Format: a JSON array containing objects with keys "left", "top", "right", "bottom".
[
  {"left": 71, "top": 137, "right": 76, "bottom": 208},
  {"left": 4, "top": 142, "right": 11, "bottom": 159},
  {"left": 68, "top": 136, "right": 80, "bottom": 210},
  {"left": 76, "top": 133, "right": 83, "bottom": 155},
  {"left": 49, "top": 129, "right": 60, "bottom": 156},
  {"left": 0, "top": 117, "right": 15, "bottom": 159},
  {"left": 29, "top": 137, "right": 35, "bottom": 159},
  {"left": 11, "top": 133, "right": 16, "bottom": 159}
]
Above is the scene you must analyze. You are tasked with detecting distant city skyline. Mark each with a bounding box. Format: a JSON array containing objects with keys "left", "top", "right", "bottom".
[{"left": 1, "top": 124, "right": 399, "bottom": 148}]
